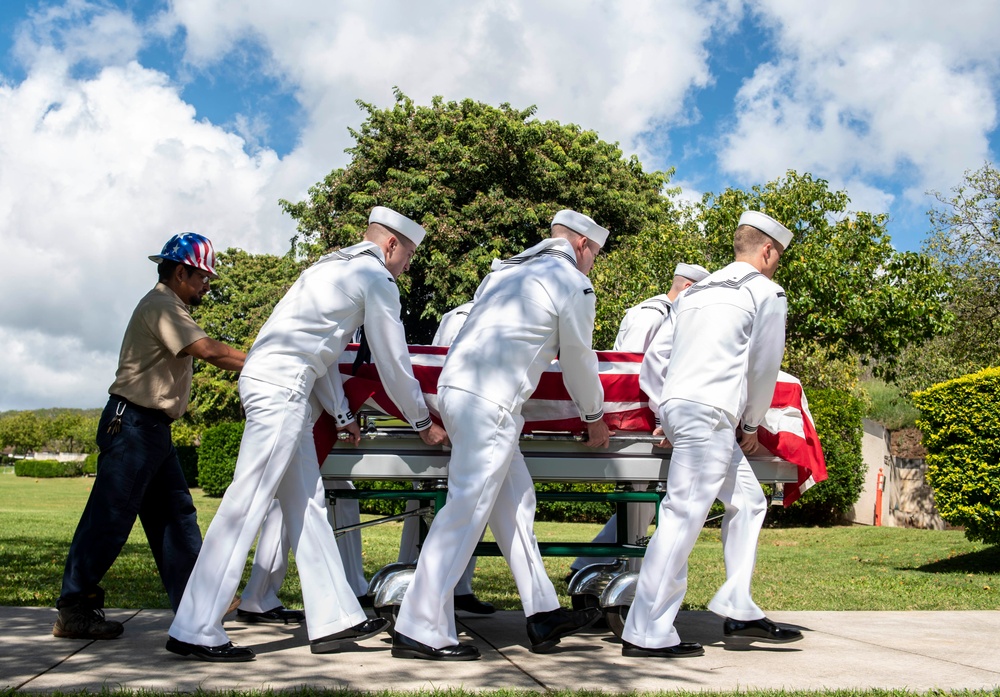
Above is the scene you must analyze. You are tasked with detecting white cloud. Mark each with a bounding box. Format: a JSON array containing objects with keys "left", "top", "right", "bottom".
[
  {"left": 4, "top": 0, "right": 998, "bottom": 410},
  {"left": 12, "top": 0, "right": 143, "bottom": 69},
  {"left": 1, "top": 0, "right": 740, "bottom": 409},
  {"left": 0, "top": 4, "right": 287, "bottom": 409},
  {"left": 718, "top": 0, "right": 1000, "bottom": 218},
  {"left": 0, "top": 328, "right": 110, "bottom": 411},
  {"left": 165, "top": 0, "right": 737, "bottom": 169}
]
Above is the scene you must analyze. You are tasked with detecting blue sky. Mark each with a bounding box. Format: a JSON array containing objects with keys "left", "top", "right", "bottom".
[{"left": 1, "top": 0, "right": 999, "bottom": 410}]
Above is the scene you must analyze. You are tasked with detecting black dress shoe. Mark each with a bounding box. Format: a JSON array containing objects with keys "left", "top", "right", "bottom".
[
  {"left": 621, "top": 640, "right": 705, "bottom": 658},
  {"left": 165, "top": 636, "right": 255, "bottom": 662},
  {"left": 454, "top": 593, "right": 496, "bottom": 614},
  {"left": 526, "top": 607, "right": 601, "bottom": 653},
  {"left": 391, "top": 632, "right": 480, "bottom": 660},
  {"left": 723, "top": 617, "right": 803, "bottom": 644},
  {"left": 309, "top": 617, "right": 390, "bottom": 654},
  {"left": 236, "top": 606, "right": 305, "bottom": 624}
]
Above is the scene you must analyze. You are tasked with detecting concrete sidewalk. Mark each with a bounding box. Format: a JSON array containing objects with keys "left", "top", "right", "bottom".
[{"left": 2, "top": 607, "right": 998, "bottom": 693}]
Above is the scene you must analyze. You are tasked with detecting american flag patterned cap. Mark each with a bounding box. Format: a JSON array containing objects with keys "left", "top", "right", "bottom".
[{"left": 148, "top": 232, "right": 218, "bottom": 278}]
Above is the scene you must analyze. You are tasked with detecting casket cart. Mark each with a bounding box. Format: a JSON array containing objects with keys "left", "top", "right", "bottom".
[
  {"left": 319, "top": 419, "right": 801, "bottom": 636},
  {"left": 317, "top": 346, "right": 825, "bottom": 635}
]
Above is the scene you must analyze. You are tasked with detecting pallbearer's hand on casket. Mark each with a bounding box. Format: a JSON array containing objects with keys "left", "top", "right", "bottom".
[
  {"left": 738, "top": 428, "right": 761, "bottom": 455},
  {"left": 583, "top": 419, "right": 613, "bottom": 449},
  {"left": 652, "top": 426, "right": 670, "bottom": 449},
  {"left": 419, "top": 422, "right": 449, "bottom": 447},
  {"left": 337, "top": 421, "right": 361, "bottom": 446}
]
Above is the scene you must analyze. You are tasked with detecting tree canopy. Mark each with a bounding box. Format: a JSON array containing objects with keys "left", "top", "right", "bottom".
[
  {"left": 698, "top": 171, "right": 952, "bottom": 379},
  {"left": 0, "top": 409, "right": 99, "bottom": 455},
  {"left": 280, "top": 89, "right": 676, "bottom": 342},
  {"left": 896, "top": 162, "right": 1000, "bottom": 393}
]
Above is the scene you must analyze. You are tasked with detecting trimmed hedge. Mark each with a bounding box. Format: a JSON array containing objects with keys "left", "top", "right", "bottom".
[
  {"left": 355, "top": 480, "right": 419, "bottom": 515},
  {"left": 353, "top": 480, "right": 618, "bottom": 522},
  {"left": 912, "top": 367, "right": 1000, "bottom": 545},
  {"left": 14, "top": 459, "right": 82, "bottom": 478},
  {"left": 176, "top": 445, "right": 199, "bottom": 488},
  {"left": 81, "top": 452, "right": 98, "bottom": 476},
  {"left": 74, "top": 448, "right": 194, "bottom": 482},
  {"left": 534, "top": 482, "right": 616, "bottom": 522},
  {"left": 767, "top": 387, "right": 866, "bottom": 526},
  {"left": 197, "top": 421, "right": 245, "bottom": 497}
]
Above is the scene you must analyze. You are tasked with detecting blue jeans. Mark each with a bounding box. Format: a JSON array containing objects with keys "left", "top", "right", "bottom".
[{"left": 58, "top": 396, "right": 201, "bottom": 611}]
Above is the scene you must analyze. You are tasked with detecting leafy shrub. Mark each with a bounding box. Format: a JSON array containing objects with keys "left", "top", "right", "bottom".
[
  {"left": 14, "top": 459, "right": 82, "bottom": 478},
  {"left": 197, "top": 422, "right": 245, "bottom": 497},
  {"left": 534, "top": 482, "right": 616, "bottom": 523},
  {"left": 354, "top": 480, "right": 419, "bottom": 515},
  {"left": 81, "top": 452, "right": 99, "bottom": 475},
  {"left": 768, "top": 387, "right": 866, "bottom": 526},
  {"left": 175, "top": 445, "right": 199, "bottom": 488},
  {"left": 912, "top": 367, "right": 1000, "bottom": 545},
  {"left": 351, "top": 481, "right": 619, "bottom": 522}
]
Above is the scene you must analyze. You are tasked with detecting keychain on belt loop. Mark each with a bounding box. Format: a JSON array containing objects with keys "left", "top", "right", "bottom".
[{"left": 107, "top": 401, "right": 126, "bottom": 434}]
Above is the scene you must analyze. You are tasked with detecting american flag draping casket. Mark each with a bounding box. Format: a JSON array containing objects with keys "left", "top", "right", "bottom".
[{"left": 313, "top": 345, "right": 827, "bottom": 506}]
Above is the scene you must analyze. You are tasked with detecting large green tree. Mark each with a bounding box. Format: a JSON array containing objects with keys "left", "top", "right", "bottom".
[
  {"left": 698, "top": 171, "right": 952, "bottom": 380},
  {"left": 43, "top": 411, "right": 98, "bottom": 454},
  {"left": 895, "top": 162, "right": 1000, "bottom": 394},
  {"left": 280, "top": 89, "right": 677, "bottom": 342},
  {"left": 590, "top": 201, "right": 705, "bottom": 348},
  {"left": 0, "top": 411, "right": 46, "bottom": 455}
]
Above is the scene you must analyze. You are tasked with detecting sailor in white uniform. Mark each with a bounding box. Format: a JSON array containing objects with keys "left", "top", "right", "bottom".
[
  {"left": 236, "top": 365, "right": 373, "bottom": 620},
  {"left": 621, "top": 211, "right": 803, "bottom": 658},
  {"left": 432, "top": 301, "right": 473, "bottom": 346},
  {"left": 392, "top": 210, "right": 612, "bottom": 660},
  {"left": 167, "top": 206, "right": 447, "bottom": 661},
  {"left": 395, "top": 300, "right": 495, "bottom": 615},
  {"left": 570, "top": 263, "right": 709, "bottom": 575}
]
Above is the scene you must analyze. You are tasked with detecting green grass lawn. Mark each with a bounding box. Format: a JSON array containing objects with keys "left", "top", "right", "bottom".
[{"left": 1, "top": 474, "right": 998, "bottom": 611}]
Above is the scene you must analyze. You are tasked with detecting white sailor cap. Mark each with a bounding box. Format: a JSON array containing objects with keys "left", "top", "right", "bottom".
[
  {"left": 674, "top": 262, "right": 710, "bottom": 283},
  {"left": 738, "top": 210, "right": 793, "bottom": 249},
  {"left": 551, "top": 209, "right": 610, "bottom": 248},
  {"left": 369, "top": 206, "right": 427, "bottom": 247}
]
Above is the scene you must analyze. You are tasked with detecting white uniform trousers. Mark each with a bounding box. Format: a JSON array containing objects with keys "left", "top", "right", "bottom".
[
  {"left": 571, "top": 485, "right": 656, "bottom": 572},
  {"left": 394, "top": 387, "right": 560, "bottom": 648},
  {"left": 241, "top": 477, "right": 368, "bottom": 610},
  {"left": 621, "top": 399, "right": 767, "bottom": 648},
  {"left": 325, "top": 480, "right": 369, "bottom": 596},
  {"left": 169, "top": 376, "right": 368, "bottom": 646},
  {"left": 399, "top": 494, "right": 477, "bottom": 595},
  {"left": 240, "top": 499, "right": 288, "bottom": 613}
]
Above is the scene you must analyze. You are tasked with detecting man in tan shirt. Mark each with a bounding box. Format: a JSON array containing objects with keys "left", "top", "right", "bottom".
[{"left": 54, "top": 233, "right": 245, "bottom": 641}]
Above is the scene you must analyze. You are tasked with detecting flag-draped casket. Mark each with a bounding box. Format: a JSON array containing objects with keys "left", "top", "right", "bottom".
[{"left": 314, "top": 345, "right": 827, "bottom": 506}]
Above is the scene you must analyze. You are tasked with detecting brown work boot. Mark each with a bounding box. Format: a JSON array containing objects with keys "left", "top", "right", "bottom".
[{"left": 52, "top": 605, "right": 124, "bottom": 640}]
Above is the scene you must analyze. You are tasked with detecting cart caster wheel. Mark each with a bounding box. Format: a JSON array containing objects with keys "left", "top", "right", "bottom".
[
  {"left": 374, "top": 602, "right": 400, "bottom": 631},
  {"left": 599, "top": 571, "right": 638, "bottom": 640},
  {"left": 571, "top": 591, "right": 600, "bottom": 612},
  {"left": 369, "top": 563, "right": 415, "bottom": 633}
]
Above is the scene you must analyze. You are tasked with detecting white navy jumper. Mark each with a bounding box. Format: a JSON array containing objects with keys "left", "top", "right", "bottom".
[
  {"left": 431, "top": 301, "right": 474, "bottom": 347},
  {"left": 170, "top": 241, "right": 432, "bottom": 647},
  {"left": 613, "top": 294, "right": 673, "bottom": 355},
  {"left": 394, "top": 237, "right": 605, "bottom": 649},
  {"left": 622, "top": 261, "right": 787, "bottom": 649}
]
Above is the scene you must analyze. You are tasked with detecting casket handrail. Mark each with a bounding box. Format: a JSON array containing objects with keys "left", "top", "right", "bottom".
[{"left": 319, "top": 425, "right": 798, "bottom": 485}]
